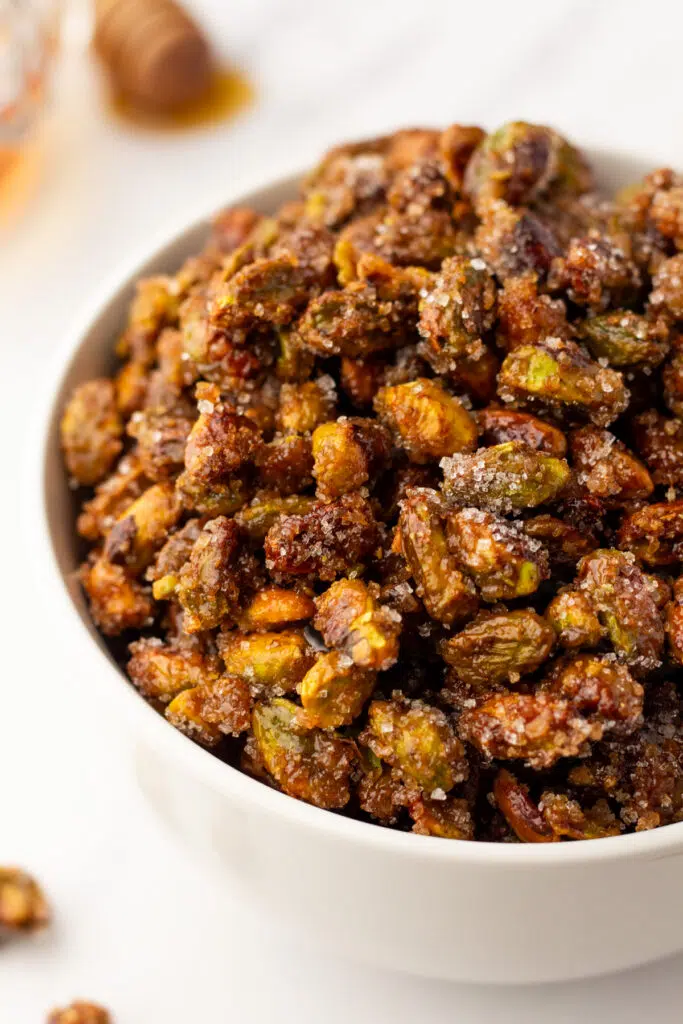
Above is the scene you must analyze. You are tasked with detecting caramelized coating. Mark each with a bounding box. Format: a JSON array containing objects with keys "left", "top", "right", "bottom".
[
  {"left": 548, "top": 232, "right": 641, "bottom": 312},
  {"left": 66, "top": 121, "right": 683, "bottom": 842},
  {"left": 476, "top": 407, "right": 567, "bottom": 457},
  {"left": 339, "top": 356, "right": 384, "bottom": 408},
  {"left": 180, "top": 294, "right": 270, "bottom": 387},
  {"left": 271, "top": 222, "right": 337, "bottom": 286},
  {"left": 277, "top": 377, "right": 337, "bottom": 433},
  {"left": 571, "top": 682, "right": 683, "bottom": 831},
  {"left": 264, "top": 493, "right": 380, "bottom": 580},
  {"left": 493, "top": 769, "right": 555, "bottom": 843},
  {"left": 570, "top": 426, "right": 653, "bottom": 505},
  {"left": 312, "top": 417, "right": 392, "bottom": 498},
  {"left": 77, "top": 455, "right": 147, "bottom": 542},
  {"left": 296, "top": 285, "right": 391, "bottom": 357},
  {"left": 297, "top": 257, "right": 426, "bottom": 357},
  {"left": 522, "top": 514, "right": 597, "bottom": 568},
  {"left": 615, "top": 168, "right": 680, "bottom": 274},
  {"left": 418, "top": 255, "right": 497, "bottom": 367},
  {"left": 237, "top": 586, "right": 315, "bottom": 631},
  {"left": 257, "top": 434, "right": 314, "bottom": 495},
  {"left": 464, "top": 122, "right": 590, "bottom": 212},
  {"left": 439, "top": 123, "right": 486, "bottom": 192},
  {"left": 378, "top": 462, "right": 438, "bottom": 521},
  {"left": 441, "top": 441, "right": 570, "bottom": 513},
  {"left": 374, "top": 378, "right": 478, "bottom": 463},
  {"left": 252, "top": 699, "right": 354, "bottom": 808},
  {"left": 377, "top": 342, "right": 428, "bottom": 387},
  {"left": 176, "top": 517, "right": 241, "bottom": 631},
  {"left": 361, "top": 698, "right": 468, "bottom": 796},
  {"left": 498, "top": 339, "right": 629, "bottom": 427},
  {"left": 546, "top": 590, "right": 603, "bottom": 649},
  {"left": 128, "top": 638, "right": 220, "bottom": 701},
  {"left": 578, "top": 310, "right": 669, "bottom": 368},
  {"left": 540, "top": 792, "right": 622, "bottom": 840},
  {"left": 125, "top": 405, "right": 192, "bottom": 481},
  {"left": 235, "top": 492, "right": 317, "bottom": 541},
  {"left": 61, "top": 379, "right": 123, "bottom": 485},
  {"left": 210, "top": 256, "right": 313, "bottom": 333},
  {"left": 633, "top": 409, "right": 683, "bottom": 488},
  {"left": 460, "top": 690, "right": 596, "bottom": 769},
  {"left": 647, "top": 182, "right": 683, "bottom": 249},
  {"left": 356, "top": 747, "right": 408, "bottom": 823},
  {"left": 446, "top": 507, "right": 549, "bottom": 601},
  {"left": 81, "top": 556, "right": 154, "bottom": 636},
  {"left": 386, "top": 156, "right": 451, "bottom": 213},
  {"left": 387, "top": 128, "right": 442, "bottom": 171},
  {"left": 176, "top": 470, "right": 251, "bottom": 518},
  {"left": 545, "top": 654, "right": 643, "bottom": 736},
  {"left": 663, "top": 348, "right": 683, "bottom": 418},
  {"left": 103, "top": 482, "right": 181, "bottom": 574},
  {"left": 303, "top": 137, "right": 390, "bottom": 228},
  {"left": 447, "top": 347, "right": 499, "bottom": 403},
  {"left": 166, "top": 674, "right": 252, "bottom": 745},
  {"left": 646, "top": 573, "right": 673, "bottom": 610},
  {"left": 440, "top": 610, "right": 555, "bottom": 688},
  {"left": 575, "top": 549, "right": 664, "bottom": 670},
  {"left": 313, "top": 578, "right": 401, "bottom": 670},
  {"left": 375, "top": 191, "right": 460, "bottom": 270},
  {"left": 649, "top": 253, "right": 683, "bottom": 320},
  {"left": 209, "top": 205, "right": 263, "bottom": 255},
  {"left": 115, "top": 357, "right": 148, "bottom": 416},
  {"left": 219, "top": 629, "right": 315, "bottom": 696},
  {"left": 183, "top": 390, "right": 260, "bottom": 484},
  {"left": 496, "top": 274, "right": 571, "bottom": 352},
  {"left": 410, "top": 795, "right": 474, "bottom": 839},
  {"left": 378, "top": 550, "right": 422, "bottom": 616},
  {"left": 475, "top": 201, "right": 561, "bottom": 282},
  {"left": 333, "top": 212, "right": 383, "bottom": 283},
  {"left": 139, "top": 364, "right": 194, "bottom": 413},
  {"left": 118, "top": 275, "right": 177, "bottom": 361},
  {"left": 462, "top": 655, "right": 642, "bottom": 769},
  {"left": 275, "top": 327, "right": 316, "bottom": 382},
  {"left": 299, "top": 650, "right": 376, "bottom": 728},
  {"left": 147, "top": 518, "right": 201, "bottom": 587},
  {"left": 666, "top": 578, "right": 683, "bottom": 666},
  {"left": 619, "top": 500, "right": 683, "bottom": 565},
  {"left": 494, "top": 769, "right": 623, "bottom": 843},
  {"left": 0, "top": 867, "right": 50, "bottom": 937},
  {"left": 47, "top": 1003, "right": 111, "bottom": 1024},
  {"left": 398, "top": 489, "right": 479, "bottom": 625}
]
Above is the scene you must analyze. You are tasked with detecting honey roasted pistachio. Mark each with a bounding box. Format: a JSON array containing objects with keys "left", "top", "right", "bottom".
[
  {"left": 441, "top": 441, "right": 571, "bottom": 513},
  {"left": 0, "top": 868, "right": 50, "bottom": 938},
  {"left": 63, "top": 120, "right": 683, "bottom": 842}
]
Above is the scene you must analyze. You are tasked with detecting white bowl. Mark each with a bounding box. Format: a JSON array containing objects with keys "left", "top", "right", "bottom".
[{"left": 35, "top": 151, "right": 683, "bottom": 985}]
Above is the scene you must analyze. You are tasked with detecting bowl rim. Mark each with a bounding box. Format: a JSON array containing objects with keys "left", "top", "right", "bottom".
[{"left": 34, "top": 150, "right": 683, "bottom": 869}]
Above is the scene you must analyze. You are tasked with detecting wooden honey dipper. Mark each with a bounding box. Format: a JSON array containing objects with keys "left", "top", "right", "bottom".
[{"left": 93, "top": 0, "right": 214, "bottom": 113}]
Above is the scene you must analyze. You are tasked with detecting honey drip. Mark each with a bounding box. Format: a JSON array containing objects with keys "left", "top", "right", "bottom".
[{"left": 109, "top": 65, "right": 254, "bottom": 131}]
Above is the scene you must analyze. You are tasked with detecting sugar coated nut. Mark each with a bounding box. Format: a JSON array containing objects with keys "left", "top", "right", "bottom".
[{"left": 63, "top": 120, "right": 683, "bottom": 843}]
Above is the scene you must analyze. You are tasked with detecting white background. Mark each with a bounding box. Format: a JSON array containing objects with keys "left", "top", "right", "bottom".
[{"left": 3, "top": 0, "right": 683, "bottom": 1019}]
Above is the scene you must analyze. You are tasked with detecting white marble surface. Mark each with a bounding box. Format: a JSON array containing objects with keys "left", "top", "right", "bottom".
[{"left": 3, "top": 0, "right": 683, "bottom": 1019}]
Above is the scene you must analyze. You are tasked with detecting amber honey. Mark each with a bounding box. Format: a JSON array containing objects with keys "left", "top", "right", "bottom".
[
  {"left": 0, "top": 139, "right": 43, "bottom": 226},
  {"left": 108, "top": 65, "right": 254, "bottom": 132}
]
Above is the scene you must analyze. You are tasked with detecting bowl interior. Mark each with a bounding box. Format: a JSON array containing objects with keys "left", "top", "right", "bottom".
[{"left": 40, "top": 148, "right": 683, "bottom": 864}]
